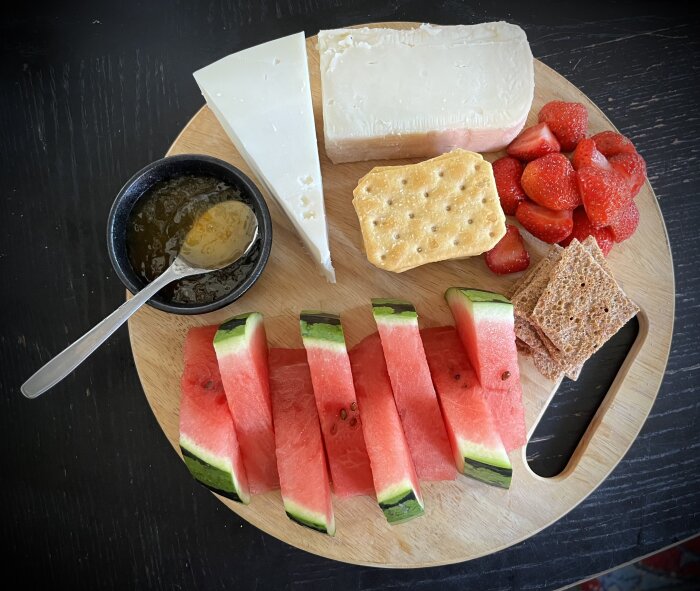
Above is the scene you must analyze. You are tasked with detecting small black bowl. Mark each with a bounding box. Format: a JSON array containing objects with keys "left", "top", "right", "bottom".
[{"left": 107, "top": 154, "right": 272, "bottom": 315}]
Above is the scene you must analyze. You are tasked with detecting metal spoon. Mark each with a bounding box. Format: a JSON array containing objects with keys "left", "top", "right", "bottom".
[{"left": 21, "top": 201, "right": 259, "bottom": 399}]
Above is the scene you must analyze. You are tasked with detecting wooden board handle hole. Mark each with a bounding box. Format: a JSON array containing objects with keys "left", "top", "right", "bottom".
[{"left": 525, "top": 315, "right": 643, "bottom": 478}]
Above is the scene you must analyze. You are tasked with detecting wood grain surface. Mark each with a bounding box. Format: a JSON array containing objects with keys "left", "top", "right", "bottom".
[
  {"left": 2, "top": 1, "right": 699, "bottom": 589},
  {"left": 128, "top": 27, "right": 674, "bottom": 567}
]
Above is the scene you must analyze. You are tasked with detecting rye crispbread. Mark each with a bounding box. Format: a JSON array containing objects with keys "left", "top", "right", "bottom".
[
  {"left": 511, "top": 246, "right": 563, "bottom": 320},
  {"left": 532, "top": 350, "right": 565, "bottom": 381},
  {"left": 531, "top": 239, "right": 639, "bottom": 369},
  {"left": 511, "top": 237, "right": 636, "bottom": 382}
]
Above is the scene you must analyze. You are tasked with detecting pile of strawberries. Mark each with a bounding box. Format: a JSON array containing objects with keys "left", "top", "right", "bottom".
[{"left": 484, "top": 100, "right": 647, "bottom": 275}]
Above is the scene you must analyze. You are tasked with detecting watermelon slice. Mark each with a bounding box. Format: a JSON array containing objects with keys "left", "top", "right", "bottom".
[
  {"left": 349, "top": 333, "right": 424, "bottom": 524},
  {"left": 371, "top": 299, "right": 455, "bottom": 481},
  {"left": 268, "top": 348, "right": 335, "bottom": 535},
  {"left": 421, "top": 326, "right": 512, "bottom": 489},
  {"left": 213, "top": 313, "right": 279, "bottom": 493},
  {"left": 445, "top": 288, "right": 527, "bottom": 451},
  {"left": 179, "top": 325, "right": 250, "bottom": 504},
  {"left": 300, "top": 311, "right": 374, "bottom": 498}
]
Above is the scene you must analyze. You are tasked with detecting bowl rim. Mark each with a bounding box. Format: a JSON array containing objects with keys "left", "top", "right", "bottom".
[{"left": 106, "top": 153, "right": 273, "bottom": 315}]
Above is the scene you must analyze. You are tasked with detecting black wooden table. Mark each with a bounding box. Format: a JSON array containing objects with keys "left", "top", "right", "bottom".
[{"left": 3, "top": 1, "right": 699, "bottom": 589}]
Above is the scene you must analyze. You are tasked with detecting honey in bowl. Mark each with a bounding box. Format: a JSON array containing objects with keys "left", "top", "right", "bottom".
[{"left": 125, "top": 174, "right": 262, "bottom": 305}]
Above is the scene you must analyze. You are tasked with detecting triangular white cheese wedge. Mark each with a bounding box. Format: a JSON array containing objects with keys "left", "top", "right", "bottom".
[{"left": 194, "top": 32, "right": 336, "bottom": 282}]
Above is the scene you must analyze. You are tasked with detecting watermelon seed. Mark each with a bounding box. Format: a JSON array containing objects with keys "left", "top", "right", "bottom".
[
  {"left": 330, "top": 423, "right": 337, "bottom": 435},
  {"left": 204, "top": 380, "right": 214, "bottom": 390},
  {"left": 350, "top": 402, "right": 357, "bottom": 411},
  {"left": 340, "top": 408, "right": 347, "bottom": 420},
  {"left": 349, "top": 417, "right": 358, "bottom": 428},
  {"left": 453, "top": 373, "right": 461, "bottom": 381},
  {"left": 501, "top": 371, "right": 511, "bottom": 380}
]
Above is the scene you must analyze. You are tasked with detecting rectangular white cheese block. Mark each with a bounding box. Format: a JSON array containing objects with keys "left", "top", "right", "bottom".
[
  {"left": 193, "top": 32, "right": 336, "bottom": 282},
  {"left": 318, "top": 22, "right": 534, "bottom": 164}
]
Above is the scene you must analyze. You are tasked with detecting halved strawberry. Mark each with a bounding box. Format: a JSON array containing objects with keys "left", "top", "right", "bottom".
[
  {"left": 507, "top": 122, "right": 561, "bottom": 161},
  {"left": 571, "top": 138, "right": 612, "bottom": 171},
  {"left": 484, "top": 224, "right": 530, "bottom": 275},
  {"left": 608, "top": 200, "right": 640, "bottom": 242},
  {"left": 560, "top": 207, "right": 615, "bottom": 256},
  {"left": 515, "top": 200, "right": 574, "bottom": 244},
  {"left": 591, "top": 131, "right": 636, "bottom": 158},
  {"left": 578, "top": 166, "right": 632, "bottom": 228},
  {"left": 538, "top": 101, "right": 588, "bottom": 152},
  {"left": 492, "top": 156, "right": 526, "bottom": 215},
  {"left": 610, "top": 151, "right": 647, "bottom": 197},
  {"left": 520, "top": 153, "right": 581, "bottom": 210}
]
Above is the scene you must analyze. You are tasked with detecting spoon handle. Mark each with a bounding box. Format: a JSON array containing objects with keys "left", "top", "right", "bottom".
[{"left": 21, "top": 265, "right": 182, "bottom": 399}]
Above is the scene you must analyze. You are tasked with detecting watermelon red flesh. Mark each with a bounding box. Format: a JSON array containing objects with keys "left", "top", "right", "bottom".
[
  {"left": 375, "top": 321, "right": 455, "bottom": 481},
  {"left": 215, "top": 315, "right": 279, "bottom": 493},
  {"left": 179, "top": 326, "right": 250, "bottom": 504},
  {"left": 349, "top": 334, "right": 424, "bottom": 522},
  {"left": 304, "top": 344, "right": 375, "bottom": 498},
  {"left": 421, "top": 327, "right": 512, "bottom": 487},
  {"left": 445, "top": 290, "right": 527, "bottom": 452},
  {"left": 447, "top": 290, "right": 522, "bottom": 393},
  {"left": 268, "top": 348, "right": 335, "bottom": 535}
]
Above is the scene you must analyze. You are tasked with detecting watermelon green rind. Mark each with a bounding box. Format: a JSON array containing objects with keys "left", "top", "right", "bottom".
[
  {"left": 179, "top": 435, "right": 250, "bottom": 504},
  {"left": 445, "top": 290, "right": 514, "bottom": 323},
  {"left": 376, "top": 478, "right": 425, "bottom": 524},
  {"left": 370, "top": 298, "right": 418, "bottom": 320},
  {"left": 213, "top": 312, "right": 262, "bottom": 355},
  {"left": 284, "top": 499, "right": 336, "bottom": 536},
  {"left": 459, "top": 439, "right": 512, "bottom": 489},
  {"left": 447, "top": 288, "right": 512, "bottom": 305},
  {"left": 300, "top": 311, "right": 346, "bottom": 346},
  {"left": 378, "top": 491, "right": 424, "bottom": 525}
]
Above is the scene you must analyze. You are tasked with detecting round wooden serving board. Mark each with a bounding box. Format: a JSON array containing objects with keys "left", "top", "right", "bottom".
[{"left": 128, "top": 23, "right": 674, "bottom": 567}]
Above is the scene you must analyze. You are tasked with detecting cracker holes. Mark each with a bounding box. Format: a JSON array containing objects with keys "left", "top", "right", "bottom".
[
  {"left": 453, "top": 239, "right": 460, "bottom": 246},
  {"left": 438, "top": 170, "right": 444, "bottom": 178},
  {"left": 380, "top": 254, "right": 387, "bottom": 261},
  {"left": 393, "top": 233, "right": 400, "bottom": 240},
  {"left": 467, "top": 218, "right": 473, "bottom": 225},
  {"left": 489, "top": 231, "right": 495, "bottom": 238},
  {"left": 445, "top": 205, "right": 452, "bottom": 212},
  {"left": 408, "top": 212, "right": 415, "bottom": 219},
  {"left": 365, "top": 186, "right": 372, "bottom": 193},
  {"left": 416, "top": 246, "right": 423, "bottom": 253},
  {"left": 372, "top": 219, "right": 378, "bottom": 226},
  {"left": 460, "top": 184, "right": 466, "bottom": 191},
  {"left": 430, "top": 226, "right": 437, "bottom": 233},
  {"left": 401, "top": 179, "right": 408, "bottom": 186},
  {"left": 386, "top": 199, "right": 393, "bottom": 206},
  {"left": 424, "top": 191, "right": 430, "bottom": 199}
]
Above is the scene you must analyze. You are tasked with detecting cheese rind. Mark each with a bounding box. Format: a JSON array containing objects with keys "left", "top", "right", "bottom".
[
  {"left": 194, "top": 32, "right": 336, "bottom": 282},
  {"left": 318, "top": 22, "right": 535, "bottom": 164}
]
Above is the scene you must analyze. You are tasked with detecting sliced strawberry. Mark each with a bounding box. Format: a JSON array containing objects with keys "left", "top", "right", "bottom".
[
  {"left": 492, "top": 156, "right": 526, "bottom": 215},
  {"left": 591, "top": 131, "right": 637, "bottom": 158},
  {"left": 560, "top": 207, "right": 614, "bottom": 255},
  {"left": 520, "top": 153, "right": 581, "bottom": 210},
  {"left": 610, "top": 151, "right": 647, "bottom": 197},
  {"left": 571, "top": 138, "right": 612, "bottom": 171},
  {"left": 608, "top": 200, "right": 640, "bottom": 242},
  {"left": 578, "top": 166, "right": 632, "bottom": 228},
  {"left": 515, "top": 200, "right": 574, "bottom": 244},
  {"left": 484, "top": 224, "right": 530, "bottom": 275},
  {"left": 538, "top": 101, "right": 588, "bottom": 152},
  {"left": 507, "top": 122, "right": 561, "bottom": 161}
]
